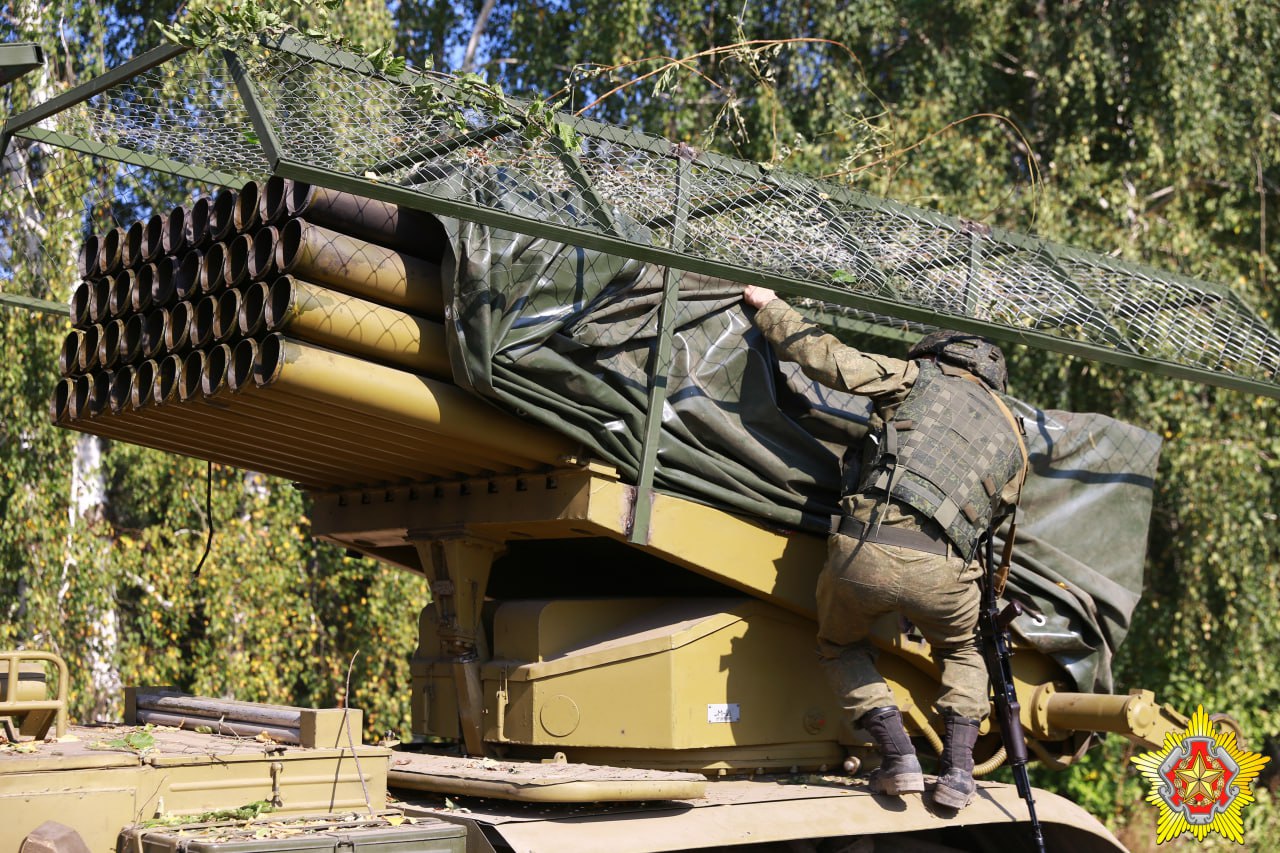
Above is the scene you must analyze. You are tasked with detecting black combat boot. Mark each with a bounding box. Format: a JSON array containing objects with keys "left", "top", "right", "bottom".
[
  {"left": 933, "top": 713, "right": 981, "bottom": 809},
  {"left": 858, "top": 706, "right": 925, "bottom": 795}
]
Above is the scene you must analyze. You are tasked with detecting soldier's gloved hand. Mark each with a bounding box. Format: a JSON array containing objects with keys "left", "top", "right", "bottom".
[{"left": 743, "top": 285, "right": 777, "bottom": 309}]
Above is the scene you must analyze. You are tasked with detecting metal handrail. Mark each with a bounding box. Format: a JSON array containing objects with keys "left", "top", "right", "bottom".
[{"left": 0, "top": 650, "right": 69, "bottom": 740}]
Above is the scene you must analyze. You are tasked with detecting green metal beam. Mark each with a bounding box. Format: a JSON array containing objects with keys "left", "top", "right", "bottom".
[
  {"left": 0, "top": 292, "right": 68, "bottom": 318},
  {"left": 14, "top": 126, "right": 247, "bottom": 188},
  {"left": 272, "top": 156, "right": 1280, "bottom": 399},
  {"left": 629, "top": 152, "right": 692, "bottom": 543},
  {"left": 223, "top": 49, "right": 284, "bottom": 170},
  {"left": 2, "top": 42, "right": 187, "bottom": 137},
  {"left": 0, "top": 42, "right": 43, "bottom": 86}
]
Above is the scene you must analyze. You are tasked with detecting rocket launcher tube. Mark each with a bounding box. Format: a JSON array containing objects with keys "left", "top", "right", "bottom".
[
  {"left": 76, "top": 325, "right": 102, "bottom": 373},
  {"left": 78, "top": 234, "right": 100, "bottom": 279},
  {"left": 254, "top": 335, "right": 575, "bottom": 466},
  {"left": 265, "top": 276, "right": 451, "bottom": 379},
  {"left": 275, "top": 218, "right": 445, "bottom": 318},
  {"left": 141, "top": 214, "right": 165, "bottom": 263},
  {"left": 97, "top": 319, "right": 125, "bottom": 370},
  {"left": 235, "top": 181, "right": 261, "bottom": 232},
  {"left": 70, "top": 282, "right": 92, "bottom": 328},
  {"left": 285, "top": 180, "right": 448, "bottom": 262},
  {"left": 121, "top": 314, "right": 145, "bottom": 364},
  {"left": 122, "top": 220, "right": 144, "bottom": 269},
  {"left": 186, "top": 196, "right": 211, "bottom": 249},
  {"left": 209, "top": 188, "right": 238, "bottom": 242},
  {"left": 89, "top": 279, "right": 111, "bottom": 324},
  {"left": 109, "top": 269, "right": 135, "bottom": 319},
  {"left": 228, "top": 338, "right": 526, "bottom": 472},
  {"left": 238, "top": 282, "right": 269, "bottom": 337},
  {"left": 59, "top": 331, "right": 82, "bottom": 377},
  {"left": 99, "top": 227, "right": 125, "bottom": 277}
]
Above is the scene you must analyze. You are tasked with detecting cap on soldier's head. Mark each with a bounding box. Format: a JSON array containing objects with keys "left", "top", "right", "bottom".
[{"left": 908, "top": 329, "right": 1008, "bottom": 392}]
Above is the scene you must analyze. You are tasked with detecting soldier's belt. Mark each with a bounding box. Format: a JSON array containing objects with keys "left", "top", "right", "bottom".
[{"left": 832, "top": 515, "right": 952, "bottom": 557}]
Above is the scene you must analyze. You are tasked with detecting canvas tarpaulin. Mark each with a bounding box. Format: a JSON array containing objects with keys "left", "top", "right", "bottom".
[{"left": 435, "top": 177, "right": 1160, "bottom": 695}]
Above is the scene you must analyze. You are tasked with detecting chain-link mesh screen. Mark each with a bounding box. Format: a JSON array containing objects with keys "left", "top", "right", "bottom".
[
  {"left": 6, "top": 35, "right": 1279, "bottom": 396},
  {"left": 230, "top": 37, "right": 1280, "bottom": 394},
  {"left": 27, "top": 48, "right": 270, "bottom": 186}
]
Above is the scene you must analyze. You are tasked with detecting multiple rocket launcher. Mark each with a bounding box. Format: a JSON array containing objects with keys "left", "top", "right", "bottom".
[{"left": 51, "top": 178, "right": 575, "bottom": 487}]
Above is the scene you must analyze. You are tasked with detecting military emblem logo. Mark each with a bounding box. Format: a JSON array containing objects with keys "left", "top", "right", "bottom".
[{"left": 1131, "top": 705, "right": 1270, "bottom": 844}]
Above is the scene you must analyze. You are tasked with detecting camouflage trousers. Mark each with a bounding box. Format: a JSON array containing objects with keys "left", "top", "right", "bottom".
[{"left": 816, "top": 528, "right": 990, "bottom": 723}]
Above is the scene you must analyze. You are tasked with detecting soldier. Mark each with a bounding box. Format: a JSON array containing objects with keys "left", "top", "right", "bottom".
[{"left": 743, "top": 285, "right": 1027, "bottom": 809}]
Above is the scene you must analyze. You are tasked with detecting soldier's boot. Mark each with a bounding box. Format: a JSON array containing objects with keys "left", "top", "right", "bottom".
[
  {"left": 859, "top": 706, "right": 925, "bottom": 795},
  {"left": 933, "top": 713, "right": 981, "bottom": 809}
]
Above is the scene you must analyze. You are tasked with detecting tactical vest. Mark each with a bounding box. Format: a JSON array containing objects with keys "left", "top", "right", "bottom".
[{"left": 851, "top": 360, "right": 1026, "bottom": 561}]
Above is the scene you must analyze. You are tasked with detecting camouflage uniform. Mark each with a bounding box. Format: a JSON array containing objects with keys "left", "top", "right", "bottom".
[{"left": 754, "top": 299, "right": 1024, "bottom": 724}]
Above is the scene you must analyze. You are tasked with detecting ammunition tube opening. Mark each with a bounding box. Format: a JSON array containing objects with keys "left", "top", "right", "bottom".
[
  {"left": 163, "top": 206, "right": 189, "bottom": 255},
  {"left": 284, "top": 180, "right": 315, "bottom": 217},
  {"left": 132, "top": 264, "right": 155, "bottom": 313},
  {"left": 87, "top": 371, "right": 112, "bottom": 418},
  {"left": 123, "top": 220, "right": 144, "bottom": 268},
  {"left": 202, "top": 343, "right": 232, "bottom": 396},
  {"left": 187, "top": 196, "right": 212, "bottom": 248},
  {"left": 108, "top": 368, "right": 134, "bottom": 415},
  {"left": 179, "top": 351, "right": 206, "bottom": 403},
  {"left": 176, "top": 249, "right": 203, "bottom": 301},
  {"left": 77, "top": 325, "right": 101, "bottom": 373},
  {"left": 192, "top": 295, "right": 218, "bottom": 349},
  {"left": 109, "top": 270, "right": 134, "bottom": 319},
  {"left": 156, "top": 355, "right": 183, "bottom": 404},
  {"left": 70, "top": 282, "right": 92, "bottom": 328},
  {"left": 70, "top": 375, "right": 92, "bottom": 420},
  {"left": 250, "top": 226, "right": 279, "bottom": 280},
  {"left": 259, "top": 176, "right": 289, "bottom": 225},
  {"left": 165, "top": 301, "right": 193, "bottom": 351},
  {"left": 229, "top": 338, "right": 259, "bottom": 392},
  {"left": 264, "top": 277, "right": 294, "bottom": 331},
  {"left": 214, "top": 290, "right": 242, "bottom": 343},
  {"left": 239, "top": 282, "right": 269, "bottom": 337},
  {"left": 142, "top": 213, "right": 165, "bottom": 263},
  {"left": 51, "top": 378, "right": 74, "bottom": 423},
  {"left": 201, "top": 242, "right": 228, "bottom": 295},
  {"left": 235, "top": 180, "right": 261, "bottom": 232},
  {"left": 98, "top": 319, "right": 124, "bottom": 369},
  {"left": 99, "top": 227, "right": 125, "bottom": 276},
  {"left": 122, "top": 313, "right": 145, "bottom": 364},
  {"left": 210, "top": 188, "right": 238, "bottom": 242},
  {"left": 275, "top": 218, "right": 302, "bottom": 275},
  {"left": 130, "top": 360, "right": 157, "bottom": 410},
  {"left": 78, "top": 234, "right": 101, "bottom": 279},
  {"left": 59, "top": 331, "right": 82, "bottom": 377},
  {"left": 151, "top": 257, "right": 178, "bottom": 307},
  {"left": 226, "top": 233, "right": 252, "bottom": 288},
  {"left": 89, "top": 278, "right": 112, "bottom": 324},
  {"left": 255, "top": 333, "right": 285, "bottom": 386},
  {"left": 142, "top": 309, "right": 170, "bottom": 360}
]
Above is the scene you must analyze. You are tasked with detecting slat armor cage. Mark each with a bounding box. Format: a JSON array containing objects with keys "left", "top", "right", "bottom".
[{"left": 4, "top": 33, "right": 1280, "bottom": 401}]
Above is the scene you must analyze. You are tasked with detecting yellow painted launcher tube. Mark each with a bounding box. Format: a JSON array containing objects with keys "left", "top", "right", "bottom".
[
  {"left": 264, "top": 276, "right": 450, "bottom": 379},
  {"left": 274, "top": 218, "right": 445, "bottom": 318},
  {"left": 225, "top": 339, "right": 535, "bottom": 471},
  {"left": 253, "top": 335, "right": 575, "bottom": 467}
]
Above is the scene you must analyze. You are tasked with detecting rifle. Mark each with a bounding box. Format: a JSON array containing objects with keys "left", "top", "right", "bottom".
[{"left": 979, "top": 518, "right": 1047, "bottom": 853}]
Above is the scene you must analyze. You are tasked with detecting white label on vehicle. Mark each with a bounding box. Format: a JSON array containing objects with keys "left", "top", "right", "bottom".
[{"left": 707, "top": 703, "right": 740, "bottom": 723}]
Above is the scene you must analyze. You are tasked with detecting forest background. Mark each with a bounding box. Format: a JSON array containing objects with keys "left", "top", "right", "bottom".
[{"left": 2, "top": 1, "right": 1278, "bottom": 847}]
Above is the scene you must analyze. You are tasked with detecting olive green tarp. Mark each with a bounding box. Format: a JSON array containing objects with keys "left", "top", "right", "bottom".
[{"left": 435, "top": 180, "right": 1160, "bottom": 695}]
